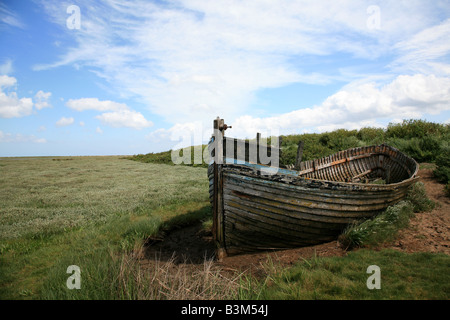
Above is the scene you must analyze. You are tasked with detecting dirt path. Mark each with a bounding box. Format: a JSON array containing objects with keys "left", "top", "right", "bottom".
[
  {"left": 141, "top": 168, "right": 449, "bottom": 275},
  {"left": 387, "top": 168, "right": 450, "bottom": 254}
]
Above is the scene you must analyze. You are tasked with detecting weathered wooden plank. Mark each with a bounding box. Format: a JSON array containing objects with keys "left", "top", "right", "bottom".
[
  {"left": 224, "top": 171, "right": 411, "bottom": 199},
  {"left": 224, "top": 215, "right": 336, "bottom": 247},
  {"left": 224, "top": 213, "right": 335, "bottom": 245},
  {"left": 224, "top": 193, "right": 349, "bottom": 228},
  {"left": 223, "top": 200, "right": 345, "bottom": 234},
  {"left": 223, "top": 185, "right": 390, "bottom": 219}
]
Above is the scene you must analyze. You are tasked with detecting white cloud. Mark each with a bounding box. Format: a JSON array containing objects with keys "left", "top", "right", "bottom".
[
  {"left": 226, "top": 74, "right": 450, "bottom": 138},
  {"left": 0, "top": 74, "right": 17, "bottom": 88},
  {"left": 0, "top": 130, "right": 46, "bottom": 143},
  {"left": 56, "top": 116, "right": 74, "bottom": 127},
  {"left": 391, "top": 18, "right": 450, "bottom": 75},
  {"left": 0, "top": 75, "right": 33, "bottom": 118},
  {"left": 36, "top": 0, "right": 450, "bottom": 126},
  {"left": 96, "top": 126, "right": 103, "bottom": 134},
  {"left": 0, "top": 75, "right": 52, "bottom": 118},
  {"left": 66, "top": 98, "right": 128, "bottom": 112},
  {"left": 0, "top": 59, "right": 13, "bottom": 75},
  {"left": 67, "top": 97, "right": 153, "bottom": 130},
  {"left": 95, "top": 109, "right": 153, "bottom": 130},
  {"left": 34, "top": 90, "right": 52, "bottom": 110},
  {"left": 35, "top": 0, "right": 450, "bottom": 148},
  {"left": 0, "top": 3, "right": 25, "bottom": 29}
]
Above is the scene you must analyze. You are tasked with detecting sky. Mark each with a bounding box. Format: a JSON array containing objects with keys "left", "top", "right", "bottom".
[{"left": 1, "top": 0, "right": 450, "bottom": 157}]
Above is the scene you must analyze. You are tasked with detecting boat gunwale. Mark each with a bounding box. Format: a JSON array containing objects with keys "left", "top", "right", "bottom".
[
  {"left": 222, "top": 163, "right": 419, "bottom": 190},
  {"left": 211, "top": 143, "right": 419, "bottom": 190}
]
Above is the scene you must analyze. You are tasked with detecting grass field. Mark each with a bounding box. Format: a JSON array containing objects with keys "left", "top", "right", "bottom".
[
  {"left": 0, "top": 156, "right": 211, "bottom": 299},
  {"left": 1, "top": 155, "right": 449, "bottom": 300}
]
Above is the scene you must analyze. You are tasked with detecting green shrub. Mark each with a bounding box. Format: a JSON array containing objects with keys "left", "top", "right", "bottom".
[
  {"left": 357, "top": 127, "right": 386, "bottom": 144},
  {"left": 319, "top": 129, "right": 360, "bottom": 150},
  {"left": 279, "top": 143, "right": 298, "bottom": 166},
  {"left": 406, "top": 182, "right": 435, "bottom": 212},
  {"left": 434, "top": 146, "right": 450, "bottom": 184},
  {"left": 302, "top": 141, "right": 334, "bottom": 161},
  {"left": 280, "top": 133, "right": 332, "bottom": 165},
  {"left": 386, "top": 119, "right": 448, "bottom": 139},
  {"left": 387, "top": 136, "right": 442, "bottom": 162}
]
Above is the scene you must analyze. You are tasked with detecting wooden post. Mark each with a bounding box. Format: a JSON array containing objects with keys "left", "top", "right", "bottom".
[
  {"left": 213, "top": 117, "right": 224, "bottom": 164},
  {"left": 277, "top": 136, "right": 283, "bottom": 166},
  {"left": 256, "top": 132, "right": 261, "bottom": 164},
  {"left": 385, "top": 165, "right": 391, "bottom": 184},
  {"left": 295, "top": 141, "right": 304, "bottom": 170},
  {"left": 212, "top": 117, "right": 226, "bottom": 260}
]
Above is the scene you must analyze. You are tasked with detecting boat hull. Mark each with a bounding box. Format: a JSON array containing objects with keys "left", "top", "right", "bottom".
[{"left": 208, "top": 144, "right": 419, "bottom": 256}]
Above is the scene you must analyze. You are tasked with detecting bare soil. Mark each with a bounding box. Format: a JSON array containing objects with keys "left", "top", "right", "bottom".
[
  {"left": 141, "top": 168, "right": 449, "bottom": 276},
  {"left": 386, "top": 168, "right": 450, "bottom": 254}
]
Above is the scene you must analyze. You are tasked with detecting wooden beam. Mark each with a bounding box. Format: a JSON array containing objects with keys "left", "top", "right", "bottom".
[
  {"left": 212, "top": 117, "right": 226, "bottom": 259},
  {"left": 295, "top": 140, "right": 304, "bottom": 170}
]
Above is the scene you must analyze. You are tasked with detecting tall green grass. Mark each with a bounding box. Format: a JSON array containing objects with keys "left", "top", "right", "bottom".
[
  {"left": 239, "top": 249, "right": 450, "bottom": 300},
  {"left": 338, "top": 182, "right": 435, "bottom": 250}
]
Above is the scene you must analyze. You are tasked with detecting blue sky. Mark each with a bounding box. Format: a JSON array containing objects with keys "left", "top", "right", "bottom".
[{"left": 1, "top": 0, "right": 450, "bottom": 157}]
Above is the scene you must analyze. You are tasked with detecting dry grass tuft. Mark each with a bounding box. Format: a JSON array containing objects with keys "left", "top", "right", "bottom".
[{"left": 115, "top": 246, "right": 241, "bottom": 300}]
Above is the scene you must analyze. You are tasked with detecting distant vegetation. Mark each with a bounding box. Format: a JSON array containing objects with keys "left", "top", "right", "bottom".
[
  {"left": 129, "top": 119, "right": 450, "bottom": 195},
  {"left": 128, "top": 145, "right": 208, "bottom": 167},
  {"left": 279, "top": 119, "right": 449, "bottom": 165}
]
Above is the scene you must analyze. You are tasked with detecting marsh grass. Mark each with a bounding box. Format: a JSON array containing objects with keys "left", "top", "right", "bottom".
[
  {"left": 0, "top": 156, "right": 210, "bottom": 299},
  {"left": 0, "top": 156, "right": 208, "bottom": 240}
]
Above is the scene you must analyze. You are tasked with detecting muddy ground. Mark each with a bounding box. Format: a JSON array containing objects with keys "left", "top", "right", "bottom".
[{"left": 141, "top": 168, "right": 449, "bottom": 276}]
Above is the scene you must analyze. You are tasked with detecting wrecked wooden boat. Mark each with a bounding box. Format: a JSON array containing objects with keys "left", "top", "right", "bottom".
[{"left": 208, "top": 117, "right": 419, "bottom": 256}]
